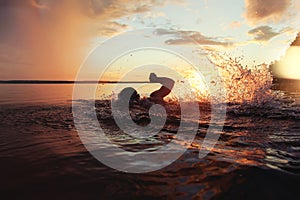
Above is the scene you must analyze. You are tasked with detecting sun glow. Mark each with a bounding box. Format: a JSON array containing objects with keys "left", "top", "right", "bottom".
[
  {"left": 180, "top": 70, "right": 209, "bottom": 101},
  {"left": 186, "top": 71, "right": 208, "bottom": 93},
  {"left": 273, "top": 46, "right": 300, "bottom": 80}
]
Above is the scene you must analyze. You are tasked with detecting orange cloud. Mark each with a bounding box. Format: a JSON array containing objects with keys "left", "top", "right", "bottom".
[
  {"left": 155, "top": 29, "right": 233, "bottom": 47},
  {"left": 0, "top": 0, "right": 166, "bottom": 79},
  {"left": 229, "top": 21, "right": 242, "bottom": 29},
  {"left": 291, "top": 34, "right": 300, "bottom": 46},
  {"left": 248, "top": 26, "right": 280, "bottom": 42},
  {"left": 244, "top": 0, "right": 291, "bottom": 25}
]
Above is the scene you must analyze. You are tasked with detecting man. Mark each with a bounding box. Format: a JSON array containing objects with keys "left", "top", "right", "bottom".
[
  {"left": 149, "top": 73, "right": 175, "bottom": 103},
  {"left": 117, "top": 73, "right": 174, "bottom": 105}
]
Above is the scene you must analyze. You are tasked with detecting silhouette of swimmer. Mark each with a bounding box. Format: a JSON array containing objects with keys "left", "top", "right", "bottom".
[
  {"left": 149, "top": 73, "right": 175, "bottom": 103},
  {"left": 117, "top": 87, "right": 140, "bottom": 105},
  {"left": 117, "top": 73, "right": 174, "bottom": 105}
]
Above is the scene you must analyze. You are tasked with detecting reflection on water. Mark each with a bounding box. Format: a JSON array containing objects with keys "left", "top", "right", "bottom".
[
  {"left": 0, "top": 83, "right": 162, "bottom": 105},
  {"left": 0, "top": 84, "right": 74, "bottom": 105},
  {"left": 272, "top": 78, "right": 300, "bottom": 103},
  {"left": 0, "top": 82, "right": 300, "bottom": 199}
]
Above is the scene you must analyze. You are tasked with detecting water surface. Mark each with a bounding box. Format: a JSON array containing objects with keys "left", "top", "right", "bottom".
[{"left": 0, "top": 82, "right": 300, "bottom": 199}]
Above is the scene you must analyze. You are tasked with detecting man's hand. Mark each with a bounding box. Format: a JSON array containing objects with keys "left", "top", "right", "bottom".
[{"left": 149, "top": 73, "right": 158, "bottom": 82}]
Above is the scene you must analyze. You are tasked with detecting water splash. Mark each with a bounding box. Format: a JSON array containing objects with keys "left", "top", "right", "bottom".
[
  {"left": 208, "top": 53, "right": 275, "bottom": 105},
  {"left": 96, "top": 51, "right": 299, "bottom": 119}
]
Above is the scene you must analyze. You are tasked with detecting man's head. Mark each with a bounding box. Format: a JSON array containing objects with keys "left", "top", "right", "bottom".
[{"left": 118, "top": 87, "right": 140, "bottom": 105}]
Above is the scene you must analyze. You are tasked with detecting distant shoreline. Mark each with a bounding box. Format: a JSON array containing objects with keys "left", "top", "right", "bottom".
[
  {"left": 272, "top": 77, "right": 300, "bottom": 83},
  {"left": 0, "top": 78, "right": 299, "bottom": 84},
  {"left": 0, "top": 80, "right": 151, "bottom": 84}
]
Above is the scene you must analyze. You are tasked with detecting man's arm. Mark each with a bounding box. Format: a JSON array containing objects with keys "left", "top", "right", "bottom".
[{"left": 149, "top": 73, "right": 175, "bottom": 89}]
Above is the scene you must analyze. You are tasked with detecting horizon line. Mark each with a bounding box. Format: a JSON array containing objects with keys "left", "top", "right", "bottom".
[
  {"left": 0, "top": 77, "right": 299, "bottom": 84},
  {"left": 0, "top": 80, "right": 151, "bottom": 84}
]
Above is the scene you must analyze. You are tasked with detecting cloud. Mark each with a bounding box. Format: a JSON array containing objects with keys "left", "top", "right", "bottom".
[
  {"left": 98, "top": 21, "right": 128, "bottom": 36},
  {"left": 248, "top": 26, "right": 280, "bottom": 42},
  {"left": 30, "top": 0, "right": 49, "bottom": 9},
  {"left": 0, "top": 0, "right": 167, "bottom": 79},
  {"left": 244, "top": 0, "right": 291, "bottom": 25},
  {"left": 154, "top": 29, "right": 233, "bottom": 47},
  {"left": 229, "top": 21, "right": 242, "bottom": 29},
  {"left": 291, "top": 34, "right": 300, "bottom": 46},
  {"left": 81, "top": 0, "right": 165, "bottom": 20}
]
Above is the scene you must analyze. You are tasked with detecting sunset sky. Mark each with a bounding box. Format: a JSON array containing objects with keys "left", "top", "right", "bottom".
[{"left": 1, "top": 0, "right": 300, "bottom": 80}]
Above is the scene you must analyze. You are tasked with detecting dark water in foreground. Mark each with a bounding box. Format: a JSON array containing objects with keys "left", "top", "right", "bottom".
[{"left": 0, "top": 82, "right": 300, "bottom": 199}]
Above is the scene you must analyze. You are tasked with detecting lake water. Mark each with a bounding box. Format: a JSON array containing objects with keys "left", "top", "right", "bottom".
[{"left": 0, "top": 81, "right": 300, "bottom": 199}]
